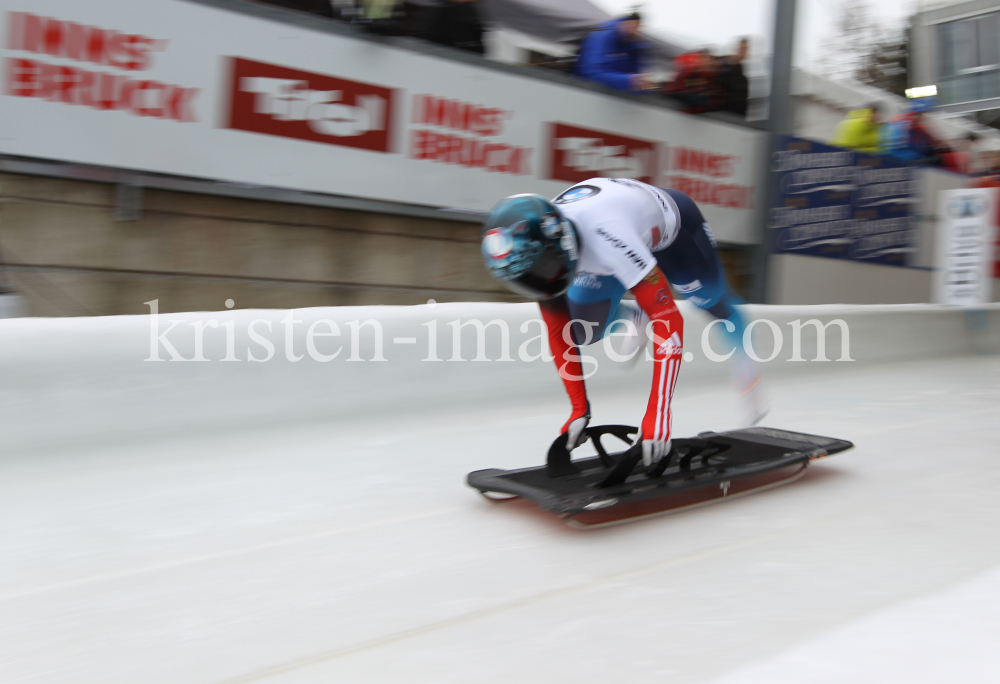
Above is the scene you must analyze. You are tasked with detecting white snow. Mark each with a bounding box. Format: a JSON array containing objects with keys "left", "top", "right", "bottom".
[{"left": 1, "top": 303, "right": 999, "bottom": 683}]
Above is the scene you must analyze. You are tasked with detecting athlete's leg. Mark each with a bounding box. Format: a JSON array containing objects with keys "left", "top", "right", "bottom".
[
  {"left": 655, "top": 188, "right": 726, "bottom": 310},
  {"left": 656, "top": 189, "right": 768, "bottom": 425},
  {"left": 705, "top": 292, "right": 767, "bottom": 423},
  {"left": 706, "top": 293, "right": 750, "bottom": 370}
]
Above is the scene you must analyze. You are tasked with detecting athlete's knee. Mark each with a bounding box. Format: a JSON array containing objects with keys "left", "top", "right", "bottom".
[
  {"left": 707, "top": 297, "right": 736, "bottom": 321},
  {"left": 569, "top": 318, "right": 604, "bottom": 346},
  {"left": 707, "top": 289, "right": 747, "bottom": 318}
]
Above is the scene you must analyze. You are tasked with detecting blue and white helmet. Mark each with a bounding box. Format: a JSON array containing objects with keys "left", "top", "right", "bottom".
[{"left": 481, "top": 194, "right": 579, "bottom": 299}]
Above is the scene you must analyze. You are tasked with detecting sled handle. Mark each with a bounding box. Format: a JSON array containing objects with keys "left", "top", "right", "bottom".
[{"left": 547, "top": 425, "right": 638, "bottom": 478}]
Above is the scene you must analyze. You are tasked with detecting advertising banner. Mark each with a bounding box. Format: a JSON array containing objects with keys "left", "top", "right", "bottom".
[
  {"left": 770, "top": 136, "right": 918, "bottom": 266},
  {"left": 0, "top": 0, "right": 765, "bottom": 244},
  {"left": 933, "top": 188, "right": 998, "bottom": 306}
]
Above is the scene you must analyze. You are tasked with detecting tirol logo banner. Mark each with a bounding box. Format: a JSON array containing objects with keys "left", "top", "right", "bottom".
[
  {"left": 548, "top": 122, "right": 656, "bottom": 185},
  {"left": 225, "top": 57, "right": 394, "bottom": 153}
]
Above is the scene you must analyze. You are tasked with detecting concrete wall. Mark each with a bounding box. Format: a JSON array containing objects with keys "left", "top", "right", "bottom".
[
  {"left": 0, "top": 171, "right": 762, "bottom": 317},
  {"left": 1, "top": 167, "right": 991, "bottom": 314},
  {"left": 0, "top": 173, "right": 519, "bottom": 316},
  {"left": 768, "top": 255, "right": 934, "bottom": 305}
]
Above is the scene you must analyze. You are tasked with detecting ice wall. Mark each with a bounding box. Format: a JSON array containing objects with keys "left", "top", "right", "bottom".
[{"left": 1, "top": 302, "right": 997, "bottom": 454}]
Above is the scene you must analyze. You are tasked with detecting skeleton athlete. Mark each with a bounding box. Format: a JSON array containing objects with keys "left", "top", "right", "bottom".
[{"left": 481, "top": 177, "right": 766, "bottom": 465}]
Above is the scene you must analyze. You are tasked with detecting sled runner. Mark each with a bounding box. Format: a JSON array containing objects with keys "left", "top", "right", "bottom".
[{"left": 467, "top": 425, "right": 853, "bottom": 528}]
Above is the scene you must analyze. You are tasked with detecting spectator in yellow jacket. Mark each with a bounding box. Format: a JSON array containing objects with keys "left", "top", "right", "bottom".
[{"left": 830, "top": 104, "right": 883, "bottom": 154}]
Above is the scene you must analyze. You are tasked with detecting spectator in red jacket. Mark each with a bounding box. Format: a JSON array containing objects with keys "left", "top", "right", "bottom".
[{"left": 664, "top": 49, "right": 722, "bottom": 113}]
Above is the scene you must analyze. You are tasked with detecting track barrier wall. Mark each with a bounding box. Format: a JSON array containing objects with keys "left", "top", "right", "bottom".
[{"left": 1, "top": 302, "right": 997, "bottom": 454}]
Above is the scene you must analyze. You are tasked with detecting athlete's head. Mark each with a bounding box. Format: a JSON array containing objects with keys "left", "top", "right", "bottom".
[{"left": 481, "top": 194, "right": 579, "bottom": 299}]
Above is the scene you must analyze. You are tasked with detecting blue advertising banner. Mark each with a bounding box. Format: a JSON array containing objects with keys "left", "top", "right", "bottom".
[{"left": 771, "top": 136, "right": 917, "bottom": 267}]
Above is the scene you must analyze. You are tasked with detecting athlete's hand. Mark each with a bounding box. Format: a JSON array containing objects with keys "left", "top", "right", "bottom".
[
  {"left": 641, "top": 436, "right": 672, "bottom": 468},
  {"left": 563, "top": 412, "right": 590, "bottom": 450}
]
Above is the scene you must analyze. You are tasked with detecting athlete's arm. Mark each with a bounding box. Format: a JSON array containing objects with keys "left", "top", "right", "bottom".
[
  {"left": 538, "top": 297, "right": 590, "bottom": 449},
  {"left": 630, "top": 267, "right": 684, "bottom": 466}
]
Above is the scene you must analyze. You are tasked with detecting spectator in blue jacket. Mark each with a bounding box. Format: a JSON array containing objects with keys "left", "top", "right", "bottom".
[{"left": 575, "top": 11, "right": 654, "bottom": 93}]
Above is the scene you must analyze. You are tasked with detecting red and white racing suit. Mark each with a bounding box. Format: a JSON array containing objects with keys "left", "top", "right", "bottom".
[{"left": 540, "top": 178, "right": 685, "bottom": 459}]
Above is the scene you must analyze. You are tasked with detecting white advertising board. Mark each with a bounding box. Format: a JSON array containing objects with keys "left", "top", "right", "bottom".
[
  {"left": 0, "top": 0, "right": 765, "bottom": 243},
  {"left": 934, "top": 188, "right": 999, "bottom": 306}
]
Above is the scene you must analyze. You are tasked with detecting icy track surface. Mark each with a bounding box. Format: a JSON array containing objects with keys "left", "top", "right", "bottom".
[{"left": 2, "top": 305, "right": 1000, "bottom": 683}]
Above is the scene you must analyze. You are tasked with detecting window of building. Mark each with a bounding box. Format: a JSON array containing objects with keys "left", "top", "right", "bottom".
[{"left": 939, "top": 13, "right": 1000, "bottom": 104}]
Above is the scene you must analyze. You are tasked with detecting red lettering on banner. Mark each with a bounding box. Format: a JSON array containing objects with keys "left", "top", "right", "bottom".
[
  {"left": 8, "top": 58, "right": 36, "bottom": 97},
  {"left": 671, "top": 147, "right": 735, "bottom": 178},
  {"left": 226, "top": 57, "right": 395, "bottom": 153},
  {"left": 8, "top": 12, "right": 161, "bottom": 71},
  {"left": 410, "top": 130, "right": 530, "bottom": 174},
  {"left": 664, "top": 145, "right": 754, "bottom": 210},
  {"left": 408, "top": 94, "right": 530, "bottom": 175},
  {"left": 667, "top": 175, "right": 753, "bottom": 210},
  {"left": 413, "top": 95, "right": 506, "bottom": 137},
  {"left": 4, "top": 12, "right": 193, "bottom": 122},
  {"left": 163, "top": 84, "right": 197, "bottom": 122},
  {"left": 6, "top": 57, "right": 199, "bottom": 122},
  {"left": 548, "top": 122, "right": 656, "bottom": 184}
]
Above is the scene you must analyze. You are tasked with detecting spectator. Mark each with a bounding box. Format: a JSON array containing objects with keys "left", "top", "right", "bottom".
[
  {"left": 717, "top": 38, "right": 749, "bottom": 117},
  {"left": 829, "top": 104, "right": 883, "bottom": 154},
  {"left": 958, "top": 132, "right": 983, "bottom": 174},
  {"left": 664, "top": 40, "right": 748, "bottom": 117},
  {"left": 574, "top": 11, "right": 655, "bottom": 93},
  {"left": 879, "top": 98, "right": 944, "bottom": 164},
  {"left": 664, "top": 49, "right": 721, "bottom": 113},
  {"left": 358, "top": 0, "right": 405, "bottom": 35},
  {"left": 413, "top": 0, "right": 485, "bottom": 55}
]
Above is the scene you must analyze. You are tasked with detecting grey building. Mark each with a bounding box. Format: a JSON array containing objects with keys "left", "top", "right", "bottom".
[{"left": 913, "top": 0, "right": 1000, "bottom": 119}]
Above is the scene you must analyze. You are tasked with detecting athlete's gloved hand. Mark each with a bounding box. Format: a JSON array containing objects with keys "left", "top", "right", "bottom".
[
  {"left": 562, "top": 410, "right": 590, "bottom": 450},
  {"left": 639, "top": 434, "right": 672, "bottom": 468}
]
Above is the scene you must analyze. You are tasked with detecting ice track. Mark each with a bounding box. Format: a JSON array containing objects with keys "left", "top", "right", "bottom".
[{"left": 1, "top": 303, "right": 1000, "bottom": 683}]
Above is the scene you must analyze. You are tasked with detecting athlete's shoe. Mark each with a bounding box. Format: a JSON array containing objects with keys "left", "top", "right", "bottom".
[
  {"left": 731, "top": 352, "right": 769, "bottom": 426},
  {"left": 613, "top": 300, "right": 649, "bottom": 366}
]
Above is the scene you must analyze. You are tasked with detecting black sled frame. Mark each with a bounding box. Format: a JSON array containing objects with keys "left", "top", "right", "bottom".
[{"left": 467, "top": 425, "right": 853, "bottom": 528}]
